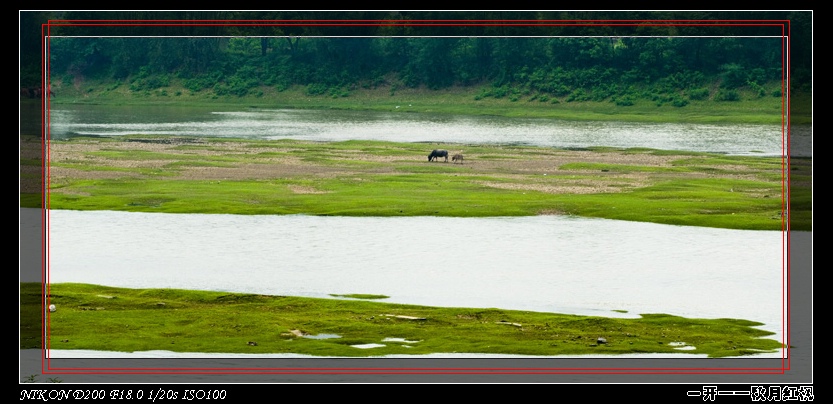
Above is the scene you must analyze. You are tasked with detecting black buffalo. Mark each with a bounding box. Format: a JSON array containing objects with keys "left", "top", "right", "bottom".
[{"left": 428, "top": 149, "right": 449, "bottom": 162}]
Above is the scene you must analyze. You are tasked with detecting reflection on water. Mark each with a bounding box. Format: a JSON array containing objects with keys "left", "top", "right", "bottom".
[
  {"left": 44, "top": 105, "right": 806, "bottom": 157},
  {"left": 46, "top": 209, "right": 786, "bottom": 342},
  {"left": 304, "top": 334, "right": 341, "bottom": 340}
]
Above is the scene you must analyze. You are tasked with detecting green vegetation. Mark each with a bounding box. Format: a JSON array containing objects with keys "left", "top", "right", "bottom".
[
  {"left": 46, "top": 35, "right": 791, "bottom": 104},
  {"left": 43, "top": 83, "right": 799, "bottom": 125},
  {"left": 22, "top": 283, "right": 784, "bottom": 358},
  {"left": 24, "top": 28, "right": 810, "bottom": 125},
  {"left": 33, "top": 136, "right": 808, "bottom": 231}
]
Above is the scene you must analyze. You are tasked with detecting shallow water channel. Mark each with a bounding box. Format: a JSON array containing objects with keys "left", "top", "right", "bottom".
[{"left": 45, "top": 104, "right": 810, "bottom": 157}]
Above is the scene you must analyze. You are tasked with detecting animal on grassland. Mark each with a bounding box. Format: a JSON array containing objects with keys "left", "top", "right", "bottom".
[{"left": 428, "top": 149, "right": 449, "bottom": 162}]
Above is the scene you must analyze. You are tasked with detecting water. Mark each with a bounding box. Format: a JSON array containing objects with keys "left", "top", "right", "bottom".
[
  {"left": 45, "top": 209, "right": 786, "bottom": 342},
  {"left": 45, "top": 104, "right": 810, "bottom": 157}
]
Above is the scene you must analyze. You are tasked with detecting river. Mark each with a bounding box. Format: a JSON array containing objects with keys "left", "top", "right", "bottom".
[{"left": 44, "top": 104, "right": 810, "bottom": 157}]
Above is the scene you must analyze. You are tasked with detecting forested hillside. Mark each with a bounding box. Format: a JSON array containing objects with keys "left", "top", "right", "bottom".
[{"left": 20, "top": 11, "right": 812, "bottom": 110}]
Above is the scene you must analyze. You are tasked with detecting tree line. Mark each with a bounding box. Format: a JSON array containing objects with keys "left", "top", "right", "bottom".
[{"left": 21, "top": 11, "right": 811, "bottom": 105}]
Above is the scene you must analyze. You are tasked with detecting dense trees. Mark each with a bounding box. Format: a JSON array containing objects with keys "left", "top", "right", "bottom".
[{"left": 21, "top": 11, "right": 811, "bottom": 103}]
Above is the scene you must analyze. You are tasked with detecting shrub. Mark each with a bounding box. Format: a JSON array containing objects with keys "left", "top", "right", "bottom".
[
  {"left": 213, "top": 83, "right": 230, "bottom": 96},
  {"left": 747, "top": 81, "right": 766, "bottom": 98},
  {"left": 183, "top": 71, "right": 223, "bottom": 93},
  {"left": 305, "top": 83, "right": 329, "bottom": 96},
  {"left": 566, "top": 89, "right": 589, "bottom": 102},
  {"left": 671, "top": 97, "right": 689, "bottom": 107},
  {"left": 330, "top": 87, "right": 349, "bottom": 98},
  {"left": 552, "top": 84, "right": 571, "bottom": 97},
  {"left": 688, "top": 88, "right": 709, "bottom": 101},
  {"left": 492, "top": 85, "right": 509, "bottom": 99},
  {"left": 716, "top": 89, "right": 740, "bottom": 101},
  {"left": 719, "top": 63, "right": 746, "bottom": 89},
  {"left": 613, "top": 96, "right": 634, "bottom": 106},
  {"left": 591, "top": 86, "right": 613, "bottom": 102},
  {"left": 130, "top": 71, "right": 170, "bottom": 92}
]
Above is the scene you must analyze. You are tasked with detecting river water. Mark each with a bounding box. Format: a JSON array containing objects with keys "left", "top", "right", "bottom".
[{"left": 45, "top": 104, "right": 810, "bottom": 157}]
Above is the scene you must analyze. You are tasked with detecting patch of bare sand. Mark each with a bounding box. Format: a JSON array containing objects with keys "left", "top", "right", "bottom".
[
  {"left": 287, "top": 185, "right": 330, "bottom": 194},
  {"left": 475, "top": 178, "right": 643, "bottom": 194}
]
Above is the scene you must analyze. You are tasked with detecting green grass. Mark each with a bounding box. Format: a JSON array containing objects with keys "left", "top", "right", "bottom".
[
  {"left": 42, "top": 174, "right": 785, "bottom": 228},
  {"left": 22, "top": 283, "right": 784, "bottom": 358},
  {"left": 48, "top": 83, "right": 806, "bottom": 125},
  {"left": 35, "top": 137, "right": 809, "bottom": 231},
  {"left": 556, "top": 179, "right": 784, "bottom": 229}
]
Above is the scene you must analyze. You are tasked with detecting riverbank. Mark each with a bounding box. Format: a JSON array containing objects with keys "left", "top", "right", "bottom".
[
  {"left": 22, "top": 282, "right": 783, "bottom": 358},
  {"left": 45, "top": 82, "right": 808, "bottom": 126},
  {"left": 25, "top": 135, "right": 809, "bottom": 231}
]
